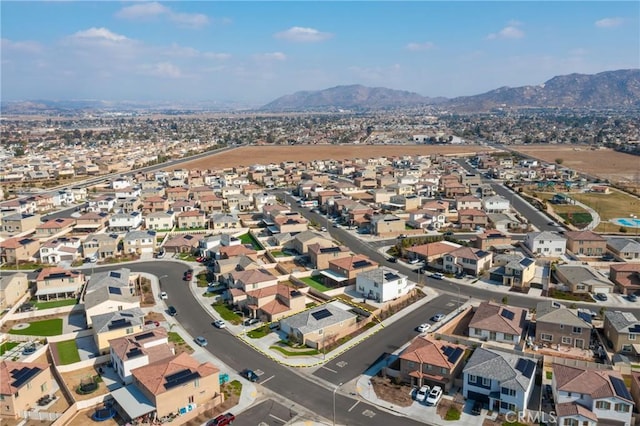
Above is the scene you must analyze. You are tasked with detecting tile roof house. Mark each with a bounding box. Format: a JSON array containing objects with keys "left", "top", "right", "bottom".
[
  {"left": 442, "top": 246, "right": 493, "bottom": 277},
  {"left": 398, "top": 335, "right": 467, "bottom": 392},
  {"left": 38, "top": 237, "right": 81, "bottom": 264},
  {"left": 84, "top": 268, "right": 139, "bottom": 327},
  {"left": 34, "top": 217, "right": 75, "bottom": 237},
  {"left": 462, "top": 347, "right": 537, "bottom": 415},
  {"left": 356, "top": 267, "right": 413, "bottom": 303},
  {"left": 144, "top": 211, "right": 175, "bottom": 231},
  {"left": 607, "top": 238, "right": 640, "bottom": 261},
  {"left": 308, "top": 244, "right": 351, "bottom": 270},
  {"left": 245, "top": 283, "right": 306, "bottom": 322},
  {"left": 1, "top": 213, "right": 42, "bottom": 235},
  {"left": 564, "top": 230, "right": 607, "bottom": 257},
  {"left": 609, "top": 263, "right": 640, "bottom": 295},
  {"left": 488, "top": 255, "right": 536, "bottom": 289},
  {"left": 0, "top": 360, "right": 54, "bottom": 419},
  {"left": 0, "top": 237, "right": 41, "bottom": 265},
  {"left": 603, "top": 310, "right": 640, "bottom": 354},
  {"left": 92, "top": 307, "right": 146, "bottom": 354},
  {"left": 176, "top": 210, "right": 206, "bottom": 230},
  {"left": 322, "top": 254, "right": 379, "bottom": 287},
  {"left": 474, "top": 230, "right": 513, "bottom": 251},
  {"left": 552, "top": 363, "right": 633, "bottom": 426},
  {"left": 457, "top": 208, "right": 489, "bottom": 229},
  {"left": 289, "top": 231, "right": 333, "bottom": 255},
  {"left": 468, "top": 301, "right": 528, "bottom": 345},
  {"left": 163, "top": 233, "right": 202, "bottom": 254},
  {"left": 524, "top": 231, "right": 567, "bottom": 257},
  {"left": 34, "top": 267, "right": 85, "bottom": 301},
  {"left": 123, "top": 230, "right": 157, "bottom": 255},
  {"left": 82, "top": 232, "right": 120, "bottom": 260},
  {"left": 555, "top": 264, "right": 614, "bottom": 295},
  {"left": 534, "top": 300, "right": 593, "bottom": 349},
  {"left": 0, "top": 273, "right": 28, "bottom": 310},
  {"left": 405, "top": 241, "right": 461, "bottom": 266}
]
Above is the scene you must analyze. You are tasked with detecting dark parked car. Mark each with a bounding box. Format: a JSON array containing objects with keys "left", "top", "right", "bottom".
[
  {"left": 241, "top": 369, "right": 259, "bottom": 382},
  {"left": 206, "top": 413, "right": 235, "bottom": 426},
  {"left": 594, "top": 293, "right": 608, "bottom": 301},
  {"left": 19, "top": 303, "right": 34, "bottom": 312},
  {"left": 629, "top": 294, "right": 638, "bottom": 302},
  {"left": 471, "top": 400, "right": 483, "bottom": 416},
  {"left": 168, "top": 306, "right": 177, "bottom": 316}
]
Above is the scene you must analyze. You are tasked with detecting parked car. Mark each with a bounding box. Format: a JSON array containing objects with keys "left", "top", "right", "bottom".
[
  {"left": 195, "top": 336, "right": 208, "bottom": 347},
  {"left": 471, "top": 400, "right": 483, "bottom": 415},
  {"left": 320, "top": 226, "right": 327, "bottom": 232},
  {"left": 415, "top": 385, "right": 430, "bottom": 402},
  {"left": 213, "top": 320, "right": 226, "bottom": 329},
  {"left": 159, "top": 291, "right": 168, "bottom": 300},
  {"left": 242, "top": 369, "right": 259, "bottom": 382},
  {"left": 425, "top": 386, "right": 443, "bottom": 405},
  {"left": 18, "top": 303, "right": 34, "bottom": 312},
  {"left": 432, "top": 313, "right": 446, "bottom": 322},
  {"left": 168, "top": 306, "right": 177, "bottom": 316},
  {"left": 184, "top": 270, "right": 193, "bottom": 281},
  {"left": 408, "top": 258, "right": 421, "bottom": 264},
  {"left": 416, "top": 323, "right": 431, "bottom": 333},
  {"left": 430, "top": 273, "right": 445, "bottom": 280},
  {"left": 594, "top": 293, "right": 608, "bottom": 301},
  {"left": 386, "top": 256, "right": 397, "bottom": 263},
  {"left": 206, "top": 413, "right": 235, "bottom": 426},
  {"left": 144, "top": 320, "right": 160, "bottom": 327},
  {"left": 244, "top": 318, "right": 260, "bottom": 326},
  {"left": 629, "top": 294, "right": 638, "bottom": 302}
]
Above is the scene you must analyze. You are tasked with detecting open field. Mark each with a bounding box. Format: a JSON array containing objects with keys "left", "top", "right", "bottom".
[
  {"left": 167, "top": 144, "right": 496, "bottom": 171},
  {"left": 511, "top": 144, "right": 640, "bottom": 185}
]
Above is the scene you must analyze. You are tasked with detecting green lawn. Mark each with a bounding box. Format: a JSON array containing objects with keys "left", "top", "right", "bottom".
[
  {"left": 301, "top": 276, "right": 330, "bottom": 292},
  {"left": 270, "top": 345, "right": 320, "bottom": 357},
  {"left": 33, "top": 298, "right": 78, "bottom": 310},
  {"left": 56, "top": 339, "right": 81, "bottom": 365},
  {"left": 270, "top": 250, "right": 286, "bottom": 257},
  {"left": 247, "top": 325, "right": 272, "bottom": 339},
  {"left": 168, "top": 331, "right": 186, "bottom": 345},
  {"left": 558, "top": 212, "right": 592, "bottom": 228},
  {"left": 238, "top": 233, "right": 263, "bottom": 250},
  {"left": 9, "top": 318, "right": 63, "bottom": 336},
  {"left": 212, "top": 302, "right": 243, "bottom": 324},
  {"left": 0, "top": 342, "right": 19, "bottom": 356}
]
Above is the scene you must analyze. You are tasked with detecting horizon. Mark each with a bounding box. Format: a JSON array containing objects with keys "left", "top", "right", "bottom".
[{"left": 1, "top": 1, "right": 638, "bottom": 106}]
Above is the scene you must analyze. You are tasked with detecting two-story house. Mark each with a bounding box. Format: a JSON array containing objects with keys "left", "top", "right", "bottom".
[
  {"left": 289, "top": 231, "right": 333, "bottom": 256},
  {"left": 535, "top": 301, "right": 593, "bottom": 349},
  {"left": 457, "top": 209, "right": 489, "bottom": 229},
  {"left": 177, "top": 210, "right": 207, "bottom": 230},
  {"left": 244, "top": 283, "right": 307, "bottom": 322},
  {"left": 524, "top": 231, "right": 567, "bottom": 257},
  {"left": 35, "top": 267, "right": 85, "bottom": 301},
  {"left": 0, "top": 360, "right": 54, "bottom": 420},
  {"left": 307, "top": 244, "right": 351, "bottom": 270},
  {"left": 553, "top": 364, "right": 633, "bottom": 426},
  {"left": 123, "top": 230, "right": 157, "bottom": 255},
  {"left": 0, "top": 237, "right": 41, "bottom": 265},
  {"left": 398, "top": 335, "right": 467, "bottom": 392},
  {"left": 144, "top": 211, "right": 175, "bottom": 231},
  {"left": 488, "top": 255, "right": 536, "bottom": 289},
  {"left": 1, "top": 213, "right": 41, "bottom": 235},
  {"left": 356, "top": 267, "right": 413, "bottom": 303},
  {"left": 82, "top": 233, "right": 120, "bottom": 260},
  {"left": 39, "top": 237, "right": 81, "bottom": 264},
  {"left": 482, "top": 195, "right": 510, "bottom": 213},
  {"left": 564, "top": 230, "right": 607, "bottom": 257},
  {"left": 108, "top": 212, "right": 143, "bottom": 232},
  {"left": 468, "top": 301, "right": 528, "bottom": 345},
  {"left": 321, "top": 255, "right": 379, "bottom": 287},
  {"left": 455, "top": 195, "right": 483, "bottom": 211},
  {"left": 441, "top": 247, "right": 493, "bottom": 276},
  {"left": 369, "top": 214, "right": 406, "bottom": 237},
  {"left": 92, "top": 307, "right": 146, "bottom": 354},
  {"left": 84, "top": 268, "right": 139, "bottom": 326},
  {"left": 34, "top": 217, "right": 75, "bottom": 238},
  {"left": 74, "top": 212, "right": 109, "bottom": 233},
  {"left": 610, "top": 263, "right": 640, "bottom": 296},
  {"left": 603, "top": 311, "right": 640, "bottom": 354},
  {"left": 463, "top": 347, "right": 537, "bottom": 415},
  {"left": 0, "top": 273, "right": 29, "bottom": 310}
]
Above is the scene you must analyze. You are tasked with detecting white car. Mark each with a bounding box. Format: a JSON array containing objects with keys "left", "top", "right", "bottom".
[
  {"left": 432, "top": 313, "right": 446, "bottom": 322},
  {"left": 416, "top": 323, "right": 431, "bottom": 333},
  {"left": 425, "top": 386, "right": 443, "bottom": 405},
  {"left": 430, "top": 273, "right": 445, "bottom": 280},
  {"left": 159, "top": 292, "right": 168, "bottom": 300},
  {"left": 416, "top": 385, "right": 430, "bottom": 402},
  {"left": 213, "top": 320, "right": 226, "bottom": 329}
]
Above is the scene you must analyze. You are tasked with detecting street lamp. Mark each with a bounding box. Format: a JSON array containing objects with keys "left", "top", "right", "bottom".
[{"left": 333, "top": 382, "right": 343, "bottom": 426}]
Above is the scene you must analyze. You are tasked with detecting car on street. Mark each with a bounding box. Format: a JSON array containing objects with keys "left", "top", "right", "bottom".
[
  {"left": 416, "top": 323, "right": 431, "bottom": 333},
  {"left": 206, "top": 413, "right": 235, "bottom": 426},
  {"left": 432, "top": 313, "right": 446, "bottom": 322},
  {"left": 443, "top": 231, "right": 454, "bottom": 237},
  {"left": 415, "top": 385, "right": 430, "bottom": 402},
  {"left": 425, "top": 386, "right": 443, "bottom": 405},
  {"left": 241, "top": 369, "right": 259, "bottom": 382},
  {"left": 408, "top": 258, "right": 421, "bottom": 264},
  {"left": 471, "top": 400, "right": 483, "bottom": 415},
  {"left": 594, "top": 293, "right": 608, "bottom": 301},
  {"left": 184, "top": 270, "right": 193, "bottom": 281},
  {"left": 195, "top": 336, "right": 208, "bottom": 347},
  {"left": 159, "top": 291, "right": 168, "bottom": 300},
  {"left": 386, "top": 256, "right": 397, "bottom": 263},
  {"left": 168, "top": 306, "right": 177, "bottom": 316},
  {"left": 430, "top": 273, "right": 445, "bottom": 280},
  {"left": 320, "top": 226, "right": 327, "bottom": 232},
  {"left": 213, "top": 320, "right": 226, "bottom": 329}
]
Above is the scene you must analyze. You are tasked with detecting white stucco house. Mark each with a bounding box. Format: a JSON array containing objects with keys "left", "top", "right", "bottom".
[
  {"left": 524, "top": 231, "right": 567, "bottom": 257},
  {"left": 355, "top": 267, "right": 413, "bottom": 303},
  {"left": 482, "top": 195, "right": 511, "bottom": 213}
]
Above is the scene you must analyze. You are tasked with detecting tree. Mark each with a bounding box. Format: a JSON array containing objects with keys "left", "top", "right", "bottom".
[{"left": 555, "top": 158, "right": 564, "bottom": 165}]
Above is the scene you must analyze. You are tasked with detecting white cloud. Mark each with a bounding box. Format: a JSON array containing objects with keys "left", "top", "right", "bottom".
[
  {"left": 1, "top": 38, "right": 42, "bottom": 53},
  {"left": 487, "top": 24, "right": 525, "bottom": 40},
  {"left": 145, "top": 62, "right": 182, "bottom": 78},
  {"left": 274, "top": 27, "right": 333, "bottom": 42},
  {"left": 254, "top": 52, "right": 287, "bottom": 61},
  {"left": 115, "top": 2, "right": 210, "bottom": 29},
  {"left": 71, "top": 27, "right": 128, "bottom": 42},
  {"left": 405, "top": 42, "right": 435, "bottom": 51},
  {"left": 595, "top": 17, "right": 624, "bottom": 28}
]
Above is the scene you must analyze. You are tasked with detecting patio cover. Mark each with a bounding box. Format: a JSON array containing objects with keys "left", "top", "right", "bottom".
[
  {"left": 111, "top": 385, "right": 155, "bottom": 420},
  {"left": 35, "top": 285, "right": 79, "bottom": 296},
  {"left": 319, "top": 270, "right": 348, "bottom": 282}
]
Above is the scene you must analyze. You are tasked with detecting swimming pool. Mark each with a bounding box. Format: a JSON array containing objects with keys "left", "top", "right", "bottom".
[{"left": 612, "top": 218, "right": 640, "bottom": 228}]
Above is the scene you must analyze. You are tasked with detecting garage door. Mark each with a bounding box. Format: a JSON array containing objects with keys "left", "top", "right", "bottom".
[
  {"left": 140, "top": 247, "right": 153, "bottom": 254},
  {"left": 467, "top": 391, "right": 489, "bottom": 404}
]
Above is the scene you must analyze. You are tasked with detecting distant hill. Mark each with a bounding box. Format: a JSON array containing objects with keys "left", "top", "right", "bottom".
[
  {"left": 259, "top": 84, "right": 445, "bottom": 112},
  {"left": 445, "top": 69, "right": 640, "bottom": 111}
]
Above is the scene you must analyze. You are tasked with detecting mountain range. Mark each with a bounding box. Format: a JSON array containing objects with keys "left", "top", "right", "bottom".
[{"left": 260, "top": 69, "right": 640, "bottom": 112}]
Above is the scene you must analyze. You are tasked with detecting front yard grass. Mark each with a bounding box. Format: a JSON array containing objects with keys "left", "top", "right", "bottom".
[
  {"left": 57, "top": 339, "right": 81, "bottom": 365},
  {"left": 548, "top": 288, "right": 594, "bottom": 303},
  {"left": 9, "top": 318, "right": 63, "bottom": 336},
  {"left": 196, "top": 272, "right": 209, "bottom": 287},
  {"left": 212, "top": 302, "right": 242, "bottom": 325},
  {"left": 300, "top": 276, "right": 330, "bottom": 292},
  {"left": 270, "top": 345, "right": 320, "bottom": 357},
  {"left": 247, "top": 325, "right": 271, "bottom": 339},
  {"left": 32, "top": 298, "right": 78, "bottom": 310}
]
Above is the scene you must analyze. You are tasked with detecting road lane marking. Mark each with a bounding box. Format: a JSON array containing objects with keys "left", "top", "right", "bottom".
[
  {"left": 321, "top": 366, "right": 338, "bottom": 373},
  {"left": 348, "top": 401, "right": 360, "bottom": 412},
  {"left": 261, "top": 374, "right": 275, "bottom": 384}
]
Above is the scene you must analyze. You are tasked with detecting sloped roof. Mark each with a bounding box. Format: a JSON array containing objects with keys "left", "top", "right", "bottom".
[{"left": 469, "top": 301, "right": 527, "bottom": 335}]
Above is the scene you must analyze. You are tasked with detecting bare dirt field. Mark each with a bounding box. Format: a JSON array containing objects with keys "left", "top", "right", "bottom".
[
  {"left": 167, "top": 144, "right": 495, "bottom": 171},
  {"left": 511, "top": 145, "right": 640, "bottom": 185},
  {"left": 370, "top": 375, "right": 415, "bottom": 407}
]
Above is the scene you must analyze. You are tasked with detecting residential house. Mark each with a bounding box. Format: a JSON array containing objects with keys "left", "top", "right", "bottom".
[
  {"left": 123, "top": 230, "right": 157, "bottom": 255},
  {"left": 143, "top": 196, "right": 170, "bottom": 213},
  {"left": 209, "top": 213, "right": 240, "bottom": 230},
  {"left": 321, "top": 255, "right": 379, "bottom": 287},
  {"left": 227, "top": 269, "right": 279, "bottom": 309},
  {"left": 39, "top": 237, "right": 81, "bottom": 264},
  {"left": 607, "top": 238, "right": 640, "bottom": 261},
  {"left": 398, "top": 335, "right": 467, "bottom": 392},
  {"left": 457, "top": 209, "right": 489, "bottom": 230},
  {"left": 0, "top": 237, "right": 40, "bottom": 265},
  {"left": 369, "top": 214, "right": 406, "bottom": 237},
  {"left": 603, "top": 311, "right": 640, "bottom": 354},
  {"left": 84, "top": 269, "right": 138, "bottom": 326},
  {"left": 610, "top": 263, "right": 640, "bottom": 296},
  {"left": 555, "top": 265, "right": 614, "bottom": 294},
  {"left": 1, "top": 213, "right": 41, "bottom": 234},
  {"left": 456, "top": 195, "right": 483, "bottom": 211},
  {"left": 308, "top": 244, "right": 351, "bottom": 270},
  {"left": 82, "top": 233, "right": 120, "bottom": 260},
  {"left": 405, "top": 241, "right": 461, "bottom": 268},
  {"left": 92, "top": 307, "right": 146, "bottom": 353},
  {"left": 163, "top": 234, "right": 202, "bottom": 254},
  {"left": 488, "top": 256, "right": 536, "bottom": 288},
  {"left": 109, "top": 327, "right": 175, "bottom": 385},
  {"left": 34, "top": 267, "right": 85, "bottom": 301},
  {"left": 553, "top": 363, "right": 633, "bottom": 426},
  {"left": 74, "top": 212, "right": 109, "bottom": 233},
  {"left": 406, "top": 209, "right": 446, "bottom": 230},
  {"left": 474, "top": 230, "right": 513, "bottom": 251},
  {"left": 165, "top": 187, "right": 189, "bottom": 202},
  {"left": 0, "top": 360, "right": 54, "bottom": 420},
  {"left": 387, "top": 194, "right": 421, "bottom": 211},
  {"left": 279, "top": 302, "right": 358, "bottom": 350},
  {"left": 145, "top": 211, "right": 175, "bottom": 231},
  {"left": 468, "top": 301, "right": 527, "bottom": 345},
  {"left": 119, "top": 352, "right": 220, "bottom": 420},
  {"left": 524, "top": 231, "right": 567, "bottom": 257},
  {"left": 244, "top": 283, "right": 306, "bottom": 322},
  {"left": 34, "top": 217, "right": 75, "bottom": 238},
  {"left": 273, "top": 213, "right": 309, "bottom": 234},
  {"left": 176, "top": 210, "right": 206, "bottom": 230},
  {"left": 482, "top": 195, "right": 510, "bottom": 213},
  {"left": 289, "top": 231, "right": 333, "bottom": 255},
  {"left": 564, "top": 230, "right": 607, "bottom": 257},
  {"left": 90, "top": 195, "right": 117, "bottom": 212},
  {"left": 0, "top": 273, "right": 28, "bottom": 310},
  {"left": 534, "top": 301, "right": 593, "bottom": 349},
  {"left": 109, "top": 212, "right": 143, "bottom": 232},
  {"left": 441, "top": 247, "right": 493, "bottom": 276},
  {"left": 462, "top": 347, "right": 537, "bottom": 415},
  {"left": 218, "top": 244, "right": 257, "bottom": 260},
  {"left": 356, "top": 267, "right": 413, "bottom": 303}
]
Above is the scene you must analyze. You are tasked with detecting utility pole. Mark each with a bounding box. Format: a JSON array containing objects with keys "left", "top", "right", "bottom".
[{"left": 333, "top": 382, "right": 342, "bottom": 426}]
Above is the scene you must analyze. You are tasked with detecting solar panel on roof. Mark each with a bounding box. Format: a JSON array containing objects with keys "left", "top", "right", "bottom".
[
  {"left": 448, "top": 348, "right": 464, "bottom": 364},
  {"left": 135, "top": 332, "right": 155, "bottom": 341},
  {"left": 515, "top": 358, "right": 536, "bottom": 379},
  {"left": 320, "top": 247, "right": 341, "bottom": 253},
  {"left": 611, "top": 376, "right": 632, "bottom": 400},
  {"left": 165, "top": 372, "right": 200, "bottom": 390},
  {"left": 108, "top": 286, "right": 122, "bottom": 295},
  {"left": 353, "top": 260, "right": 372, "bottom": 268},
  {"left": 311, "top": 308, "right": 333, "bottom": 321},
  {"left": 384, "top": 273, "right": 400, "bottom": 281},
  {"left": 11, "top": 367, "right": 41, "bottom": 389},
  {"left": 629, "top": 325, "right": 640, "bottom": 333},
  {"left": 184, "top": 235, "right": 193, "bottom": 240},
  {"left": 442, "top": 346, "right": 454, "bottom": 357},
  {"left": 500, "top": 309, "right": 515, "bottom": 321},
  {"left": 165, "top": 369, "right": 192, "bottom": 383},
  {"left": 520, "top": 258, "right": 534, "bottom": 267},
  {"left": 577, "top": 311, "right": 593, "bottom": 324},
  {"left": 476, "top": 250, "right": 490, "bottom": 258},
  {"left": 127, "top": 348, "right": 143, "bottom": 358},
  {"left": 109, "top": 271, "right": 121, "bottom": 279},
  {"left": 108, "top": 320, "right": 131, "bottom": 330}
]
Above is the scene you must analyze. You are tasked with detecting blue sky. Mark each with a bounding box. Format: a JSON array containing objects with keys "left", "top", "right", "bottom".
[{"left": 1, "top": 1, "right": 638, "bottom": 106}]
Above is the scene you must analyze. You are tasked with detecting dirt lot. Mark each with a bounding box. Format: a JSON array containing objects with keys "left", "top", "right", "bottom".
[
  {"left": 512, "top": 145, "right": 640, "bottom": 186},
  {"left": 59, "top": 365, "right": 109, "bottom": 402},
  {"left": 167, "top": 144, "right": 495, "bottom": 171},
  {"left": 370, "top": 375, "right": 414, "bottom": 407}
]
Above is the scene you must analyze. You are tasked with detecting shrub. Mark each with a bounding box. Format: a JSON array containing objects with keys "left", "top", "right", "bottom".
[{"left": 445, "top": 407, "right": 461, "bottom": 421}]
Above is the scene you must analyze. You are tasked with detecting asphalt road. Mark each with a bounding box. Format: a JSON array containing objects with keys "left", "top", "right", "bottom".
[{"left": 232, "top": 399, "right": 297, "bottom": 426}]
